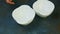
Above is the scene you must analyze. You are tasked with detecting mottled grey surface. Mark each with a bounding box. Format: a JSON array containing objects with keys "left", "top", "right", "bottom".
[{"left": 0, "top": 0, "right": 60, "bottom": 34}]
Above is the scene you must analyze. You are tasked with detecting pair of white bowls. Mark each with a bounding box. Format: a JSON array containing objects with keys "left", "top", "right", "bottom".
[{"left": 12, "top": 0, "right": 55, "bottom": 25}]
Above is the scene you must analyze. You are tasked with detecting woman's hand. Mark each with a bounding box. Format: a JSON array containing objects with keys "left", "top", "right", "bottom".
[{"left": 6, "top": 0, "right": 15, "bottom": 4}]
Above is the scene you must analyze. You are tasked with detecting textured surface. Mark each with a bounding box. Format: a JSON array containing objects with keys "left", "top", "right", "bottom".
[{"left": 0, "top": 0, "right": 60, "bottom": 34}]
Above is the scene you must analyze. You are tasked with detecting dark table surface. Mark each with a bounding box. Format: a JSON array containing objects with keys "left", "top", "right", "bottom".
[{"left": 0, "top": 0, "right": 60, "bottom": 34}]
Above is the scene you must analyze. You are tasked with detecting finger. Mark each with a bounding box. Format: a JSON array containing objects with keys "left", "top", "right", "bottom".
[{"left": 6, "top": 0, "right": 15, "bottom": 4}]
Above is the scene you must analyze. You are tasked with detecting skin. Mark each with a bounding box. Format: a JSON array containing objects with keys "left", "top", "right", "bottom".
[{"left": 6, "top": 0, "right": 15, "bottom": 4}]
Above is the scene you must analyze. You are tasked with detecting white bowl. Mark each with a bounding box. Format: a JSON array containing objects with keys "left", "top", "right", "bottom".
[{"left": 12, "top": 5, "right": 35, "bottom": 25}]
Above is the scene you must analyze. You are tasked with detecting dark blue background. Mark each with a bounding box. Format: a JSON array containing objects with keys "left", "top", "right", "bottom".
[{"left": 0, "top": 0, "right": 60, "bottom": 34}]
